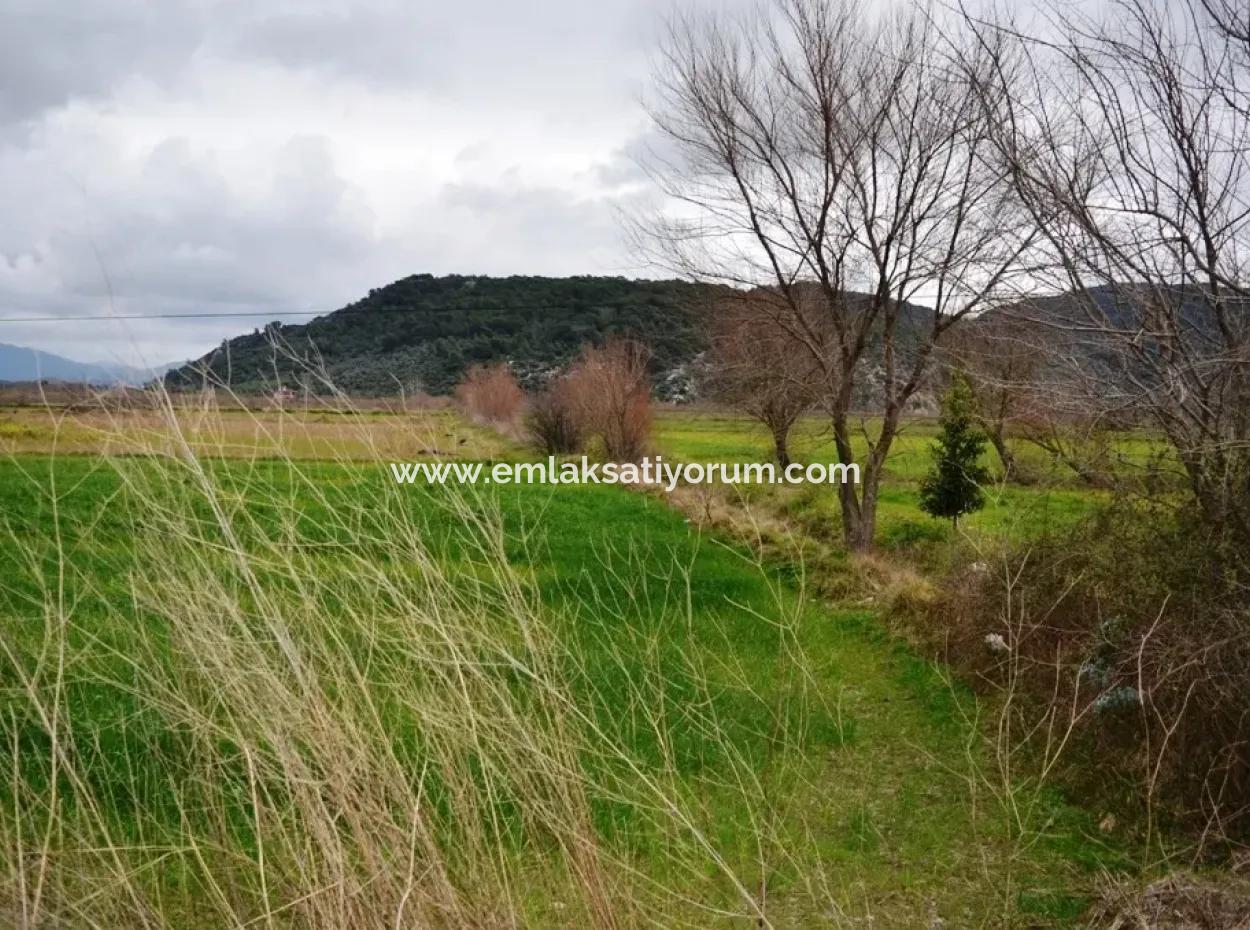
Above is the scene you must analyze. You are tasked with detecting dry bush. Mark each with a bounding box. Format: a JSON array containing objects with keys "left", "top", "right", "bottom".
[
  {"left": 1086, "top": 872, "right": 1250, "bottom": 930},
  {"left": 566, "top": 340, "right": 652, "bottom": 462},
  {"left": 454, "top": 362, "right": 524, "bottom": 427},
  {"left": 524, "top": 376, "right": 584, "bottom": 455},
  {"left": 918, "top": 501, "right": 1250, "bottom": 853}
]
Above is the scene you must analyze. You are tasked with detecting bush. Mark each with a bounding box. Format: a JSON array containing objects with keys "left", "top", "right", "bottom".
[
  {"left": 566, "top": 340, "right": 652, "bottom": 462},
  {"left": 525, "top": 379, "right": 583, "bottom": 455},
  {"left": 455, "top": 362, "right": 523, "bottom": 427},
  {"left": 919, "top": 499, "right": 1250, "bottom": 848}
]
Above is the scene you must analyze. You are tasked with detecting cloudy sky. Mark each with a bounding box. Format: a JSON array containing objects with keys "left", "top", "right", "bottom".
[{"left": 0, "top": 0, "right": 718, "bottom": 368}]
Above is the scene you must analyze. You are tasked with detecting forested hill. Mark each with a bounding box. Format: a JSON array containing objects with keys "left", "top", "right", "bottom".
[{"left": 165, "top": 274, "right": 716, "bottom": 397}]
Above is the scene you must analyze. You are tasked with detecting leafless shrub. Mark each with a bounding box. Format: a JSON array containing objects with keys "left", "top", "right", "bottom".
[
  {"left": 920, "top": 504, "right": 1250, "bottom": 851},
  {"left": 524, "top": 376, "right": 584, "bottom": 455},
  {"left": 566, "top": 340, "right": 653, "bottom": 462},
  {"left": 454, "top": 362, "right": 524, "bottom": 427},
  {"left": 1086, "top": 872, "right": 1250, "bottom": 929}
]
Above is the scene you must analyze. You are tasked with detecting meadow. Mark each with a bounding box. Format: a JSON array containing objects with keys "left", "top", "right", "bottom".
[
  {"left": 651, "top": 410, "right": 1148, "bottom": 546},
  {"left": 0, "top": 401, "right": 1133, "bottom": 926},
  {"left": 0, "top": 403, "right": 516, "bottom": 460}
]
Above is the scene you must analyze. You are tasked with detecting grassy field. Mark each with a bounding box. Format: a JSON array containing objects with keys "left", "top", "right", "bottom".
[
  {"left": 652, "top": 410, "right": 1132, "bottom": 547},
  {"left": 0, "top": 403, "right": 1132, "bottom": 926},
  {"left": 0, "top": 403, "right": 516, "bottom": 460}
]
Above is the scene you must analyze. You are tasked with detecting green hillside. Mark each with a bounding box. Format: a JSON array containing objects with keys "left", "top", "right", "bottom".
[{"left": 165, "top": 274, "right": 716, "bottom": 397}]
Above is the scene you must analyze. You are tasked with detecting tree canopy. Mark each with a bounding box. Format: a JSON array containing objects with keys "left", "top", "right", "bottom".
[{"left": 165, "top": 274, "right": 715, "bottom": 397}]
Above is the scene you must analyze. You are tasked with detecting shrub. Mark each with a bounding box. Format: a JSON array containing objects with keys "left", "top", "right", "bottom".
[
  {"left": 455, "top": 362, "right": 523, "bottom": 427},
  {"left": 525, "top": 378, "right": 583, "bottom": 455},
  {"left": 919, "top": 499, "right": 1250, "bottom": 849},
  {"left": 566, "top": 340, "right": 652, "bottom": 462}
]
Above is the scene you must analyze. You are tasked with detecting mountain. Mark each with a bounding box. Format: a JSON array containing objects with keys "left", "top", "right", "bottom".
[
  {"left": 154, "top": 274, "right": 1238, "bottom": 409},
  {"left": 165, "top": 274, "right": 718, "bottom": 398},
  {"left": 978, "top": 282, "right": 1244, "bottom": 389},
  {"left": 163, "top": 273, "right": 955, "bottom": 404},
  {"left": 985, "top": 282, "right": 1246, "bottom": 335},
  {"left": 0, "top": 342, "right": 166, "bottom": 386}
]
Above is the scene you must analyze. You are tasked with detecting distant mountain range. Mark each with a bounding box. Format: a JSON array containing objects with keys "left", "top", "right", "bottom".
[
  {"left": 0, "top": 342, "right": 169, "bottom": 386},
  {"left": 13, "top": 278, "right": 1208, "bottom": 404}
]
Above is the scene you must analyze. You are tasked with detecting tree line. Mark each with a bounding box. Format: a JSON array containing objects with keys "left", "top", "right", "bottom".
[
  {"left": 638, "top": 0, "right": 1250, "bottom": 558},
  {"left": 644, "top": 0, "right": 1250, "bottom": 848}
]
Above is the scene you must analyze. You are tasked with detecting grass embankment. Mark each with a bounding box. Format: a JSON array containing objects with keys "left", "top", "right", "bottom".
[{"left": 0, "top": 405, "right": 1126, "bottom": 926}]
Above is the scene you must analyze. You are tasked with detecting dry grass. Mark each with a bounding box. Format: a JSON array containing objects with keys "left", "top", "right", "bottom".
[
  {"left": 0, "top": 389, "right": 820, "bottom": 928},
  {"left": 1085, "top": 873, "right": 1250, "bottom": 929},
  {"left": 0, "top": 388, "right": 1142, "bottom": 928},
  {"left": 0, "top": 402, "right": 513, "bottom": 461}
]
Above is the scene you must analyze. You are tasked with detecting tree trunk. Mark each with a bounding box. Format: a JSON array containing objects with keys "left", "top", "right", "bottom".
[
  {"left": 989, "top": 426, "right": 1017, "bottom": 480},
  {"left": 833, "top": 415, "right": 883, "bottom": 554},
  {"left": 840, "top": 482, "right": 880, "bottom": 555},
  {"left": 771, "top": 425, "right": 792, "bottom": 469},
  {"left": 833, "top": 406, "right": 899, "bottom": 554}
]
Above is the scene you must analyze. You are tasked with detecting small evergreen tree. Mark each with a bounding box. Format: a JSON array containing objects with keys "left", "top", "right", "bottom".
[{"left": 920, "top": 371, "right": 990, "bottom": 527}]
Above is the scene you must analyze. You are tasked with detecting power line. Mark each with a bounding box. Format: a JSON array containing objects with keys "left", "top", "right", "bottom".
[
  {"left": 0, "top": 298, "right": 697, "bottom": 325},
  {"left": 0, "top": 310, "right": 330, "bottom": 323}
]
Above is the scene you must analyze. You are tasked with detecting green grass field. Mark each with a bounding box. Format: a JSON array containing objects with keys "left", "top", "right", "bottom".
[
  {"left": 653, "top": 410, "right": 1125, "bottom": 547},
  {"left": 0, "top": 406, "right": 1134, "bottom": 926}
]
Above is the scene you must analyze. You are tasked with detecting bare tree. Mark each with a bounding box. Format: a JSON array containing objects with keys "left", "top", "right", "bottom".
[
  {"left": 949, "top": 312, "right": 1118, "bottom": 485},
  {"left": 640, "top": 0, "right": 1033, "bottom": 551},
  {"left": 947, "top": 316, "right": 1040, "bottom": 479},
  {"left": 963, "top": 0, "right": 1250, "bottom": 548},
  {"left": 702, "top": 292, "right": 825, "bottom": 467}
]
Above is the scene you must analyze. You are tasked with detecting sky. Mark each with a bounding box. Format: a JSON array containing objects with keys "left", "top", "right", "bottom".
[{"left": 0, "top": 0, "right": 721, "bottom": 369}]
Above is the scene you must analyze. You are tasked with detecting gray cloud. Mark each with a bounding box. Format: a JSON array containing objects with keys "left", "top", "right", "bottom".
[
  {"left": 0, "top": 2, "right": 206, "bottom": 127},
  {"left": 0, "top": 129, "right": 404, "bottom": 362},
  {"left": 225, "top": 5, "right": 451, "bottom": 90},
  {"left": 435, "top": 178, "right": 653, "bottom": 275},
  {"left": 0, "top": 0, "right": 706, "bottom": 365}
]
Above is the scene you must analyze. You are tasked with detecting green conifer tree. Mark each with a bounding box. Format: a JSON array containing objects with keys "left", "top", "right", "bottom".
[{"left": 920, "top": 371, "right": 990, "bottom": 527}]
